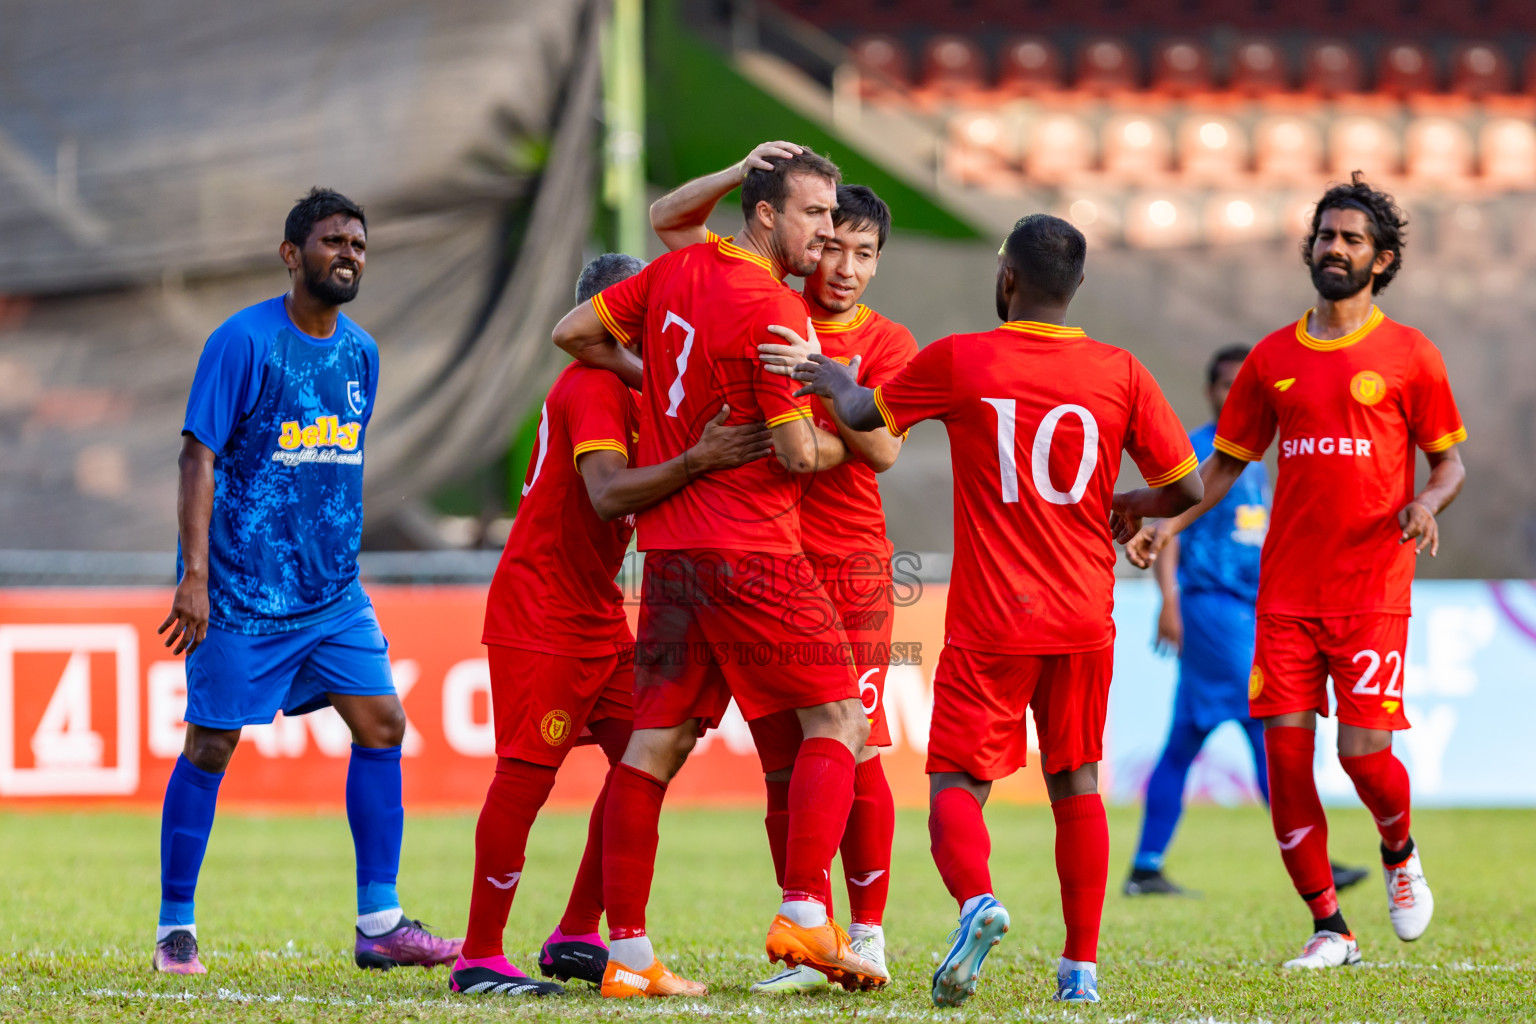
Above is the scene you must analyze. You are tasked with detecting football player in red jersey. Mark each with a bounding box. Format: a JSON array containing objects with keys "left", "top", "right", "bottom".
[
  {"left": 648, "top": 143, "right": 917, "bottom": 992},
  {"left": 1125, "top": 174, "right": 1466, "bottom": 969},
  {"left": 788, "top": 214, "right": 1203, "bottom": 1006},
  {"left": 450, "top": 254, "right": 772, "bottom": 999},
  {"left": 552, "top": 149, "right": 890, "bottom": 996}
]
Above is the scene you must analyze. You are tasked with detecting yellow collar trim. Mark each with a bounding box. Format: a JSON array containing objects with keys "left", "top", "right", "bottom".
[
  {"left": 1296, "top": 306, "right": 1384, "bottom": 351},
  {"left": 716, "top": 236, "right": 779, "bottom": 278},
  {"left": 999, "top": 320, "right": 1085, "bottom": 338},
  {"left": 811, "top": 304, "right": 872, "bottom": 334}
]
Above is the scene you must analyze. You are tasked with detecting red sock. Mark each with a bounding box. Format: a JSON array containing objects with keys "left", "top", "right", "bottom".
[
  {"left": 557, "top": 719, "right": 631, "bottom": 936},
  {"left": 462, "top": 758, "right": 557, "bottom": 959},
  {"left": 782, "top": 737, "right": 856, "bottom": 906},
  {"left": 1265, "top": 727, "right": 1334, "bottom": 898},
  {"left": 1339, "top": 747, "right": 1412, "bottom": 850},
  {"left": 764, "top": 778, "right": 790, "bottom": 889},
  {"left": 842, "top": 756, "right": 894, "bottom": 926},
  {"left": 1053, "top": 793, "right": 1108, "bottom": 963},
  {"left": 602, "top": 763, "right": 667, "bottom": 940},
  {"left": 929, "top": 787, "right": 992, "bottom": 908},
  {"left": 558, "top": 766, "right": 614, "bottom": 936}
]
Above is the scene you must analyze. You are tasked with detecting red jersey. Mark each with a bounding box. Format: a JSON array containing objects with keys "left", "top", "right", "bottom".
[
  {"left": 802, "top": 304, "right": 919, "bottom": 558},
  {"left": 875, "top": 321, "right": 1196, "bottom": 654},
  {"left": 482, "top": 363, "right": 638, "bottom": 656},
  {"left": 591, "top": 235, "right": 814, "bottom": 553},
  {"left": 1213, "top": 308, "right": 1465, "bottom": 616}
]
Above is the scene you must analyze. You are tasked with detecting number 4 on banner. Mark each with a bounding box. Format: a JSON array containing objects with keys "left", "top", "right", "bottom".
[{"left": 31, "top": 651, "right": 104, "bottom": 770}]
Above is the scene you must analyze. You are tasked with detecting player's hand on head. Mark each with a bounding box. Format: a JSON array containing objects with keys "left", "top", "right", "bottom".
[
  {"left": 1398, "top": 500, "right": 1439, "bottom": 556},
  {"left": 742, "top": 140, "right": 803, "bottom": 176},
  {"left": 691, "top": 404, "right": 774, "bottom": 471},
  {"left": 760, "top": 320, "right": 821, "bottom": 377},
  {"left": 158, "top": 574, "right": 210, "bottom": 656}
]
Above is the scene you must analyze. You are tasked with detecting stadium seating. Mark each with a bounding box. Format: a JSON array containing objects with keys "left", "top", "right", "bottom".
[
  {"left": 819, "top": 14, "right": 1536, "bottom": 245},
  {"left": 1377, "top": 42, "right": 1437, "bottom": 99},
  {"left": 1230, "top": 39, "right": 1288, "bottom": 96},
  {"left": 997, "top": 36, "right": 1062, "bottom": 96},
  {"left": 1302, "top": 40, "right": 1363, "bottom": 98},
  {"left": 1151, "top": 38, "right": 1212, "bottom": 96},
  {"left": 1450, "top": 43, "right": 1511, "bottom": 97},
  {"left": 1076, "top": 38, "right": 1139, "bottom": 94}
]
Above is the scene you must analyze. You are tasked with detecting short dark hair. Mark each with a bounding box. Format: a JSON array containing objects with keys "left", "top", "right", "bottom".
[
  {"left": 1302, "top": 172, "right": 1408, "bottom": 295},
  {"left": 740, "top": 148, "right": 841, "bottom": 220},
  {"left": 576, "top": 253, "right": 646, "bottom": 304},
  {"left": 1001, "top": 213, "right": 1085, "bottom": 301},
  {"left": 1206, "top": 344, "right": 1251, "bottom": 385},
  {"left": 833, "top": 184, "right": 891, "bottom": 251},
  {"left": 284, "top": 188, "right": 366, "bottom": 247}
]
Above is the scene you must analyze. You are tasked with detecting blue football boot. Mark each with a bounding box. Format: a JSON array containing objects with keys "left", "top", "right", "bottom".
[{"left": 931, "top": 895, "right": 1010, "bottom": 1007}]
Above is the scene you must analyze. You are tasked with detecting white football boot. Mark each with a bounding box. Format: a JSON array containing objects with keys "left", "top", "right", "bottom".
[
  {"left": 1282, "top": 930, "right": 1362, "bottom": 969},
  {"left": 848, "top": 924, "right": 890, "bottom": 984},
  {"left": 750, "top": 964, "right": 828, "bottom": 994},
  {"left": 1384, "top": 847, "right": 1434, "bottom": 941}
]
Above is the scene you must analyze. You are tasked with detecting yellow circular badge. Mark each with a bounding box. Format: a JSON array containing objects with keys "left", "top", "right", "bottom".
[
  {"left": 1248, "top": 665, "right": 1264, "bottom": 700},
  {"left": 540, "top": 710, "right": 573, "bottom": 746},
  {"left": 1349, "top": 370, "right": 1387, "bottom": 406}
]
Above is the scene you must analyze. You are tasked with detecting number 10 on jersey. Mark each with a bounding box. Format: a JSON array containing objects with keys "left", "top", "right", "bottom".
[{"left": 982, "top": 399, "right": 1100, "bottom": 506}]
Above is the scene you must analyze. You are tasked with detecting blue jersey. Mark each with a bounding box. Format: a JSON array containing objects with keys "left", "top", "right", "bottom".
[
  {"left": 179, "top": 296, "right": 379, "bottom": 635},
  {"left": 1176, "top": 422, "right": 1267, "bottom": 604}
]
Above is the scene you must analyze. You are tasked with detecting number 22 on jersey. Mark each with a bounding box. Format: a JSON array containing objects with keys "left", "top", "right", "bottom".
[{"left": 982, "top": 398, "right": 1100, "bottom": 505}]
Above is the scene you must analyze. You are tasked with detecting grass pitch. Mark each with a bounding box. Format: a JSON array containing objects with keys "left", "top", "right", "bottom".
[{"left": 1, "top": 802, "right": 1532, "bottom": 1022}]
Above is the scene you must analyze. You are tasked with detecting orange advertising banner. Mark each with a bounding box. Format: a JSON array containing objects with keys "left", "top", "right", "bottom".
[{"left": 0, "top": 585, "right": 1048, "bottom": 811}]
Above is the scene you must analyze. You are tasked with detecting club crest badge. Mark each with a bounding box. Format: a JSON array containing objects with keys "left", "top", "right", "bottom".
[
  {"left": 347, "top": 380, "right": 366, "bottom": 415},
  {"left": 1349, "top": 370, "right": 1386, "bottom": 406}
]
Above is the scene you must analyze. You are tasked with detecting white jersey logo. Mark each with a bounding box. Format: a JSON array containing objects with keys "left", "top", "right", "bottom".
[{"left": 1277, "top": 826, "right": 1314, "bottom": 850}]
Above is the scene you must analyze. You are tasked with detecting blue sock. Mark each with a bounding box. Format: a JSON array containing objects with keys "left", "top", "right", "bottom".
[
  {"left": 159, "top": 755, "right": 224, "bottom": 926},
  {"left": 1243, "top": 718, "right": 1271, "bottom": 804},
  {"left": 347, "top": 743, "right": 403, "bottom": 916},
  {"left": 1133, "top": 718, "right": 1210, "bottom": 872}
]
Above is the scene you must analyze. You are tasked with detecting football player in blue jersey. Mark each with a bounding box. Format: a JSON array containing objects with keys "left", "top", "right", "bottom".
[
  {"left": 152, "top": 189, "right": 462, "bottom": 974},
  {"left": 1124, "top": 345, "right": 1369, "bottom": 896}
]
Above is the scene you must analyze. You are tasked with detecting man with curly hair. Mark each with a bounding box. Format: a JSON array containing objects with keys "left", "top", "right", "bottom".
[{"left": 1123, "top": 173, "right": 1468, "bottom": 969}]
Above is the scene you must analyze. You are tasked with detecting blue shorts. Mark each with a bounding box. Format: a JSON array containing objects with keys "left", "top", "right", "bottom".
[
  {"left": 185, "top": 601, "right": 395, "bottom": 729},
  {"left": 1172, "top": 590, "right": 1256, "bottom": 733}
]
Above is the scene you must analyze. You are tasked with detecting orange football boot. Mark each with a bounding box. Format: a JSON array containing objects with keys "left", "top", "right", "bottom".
[
  {"left": 600, "top": 956, "right": 708, "bottom": 998},
  {"left": 764, "top": 914, "right": 888, "bottom": 991}
]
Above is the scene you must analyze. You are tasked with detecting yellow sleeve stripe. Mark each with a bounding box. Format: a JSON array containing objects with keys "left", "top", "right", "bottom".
[
  {"left": 1419, "top": 426, "right": 1467, "bottom": 453},
  {"left": 1145, "top": 452, "right": 1200, "bottom": 488},
  {"left": 1213, "top": 435, "right": 1264, "bottom": 462},
  {"left": 590, "top": 294, "right": 632, "bottom": 346},
  {"left": 572, "top": 439, "right": 629, "bottom": 471},
  {"left": 872, "top": 385, "right": 904, "bottom": 438},
  {"left": 766, "top": 406, "right": 813, "bottom": 428}
]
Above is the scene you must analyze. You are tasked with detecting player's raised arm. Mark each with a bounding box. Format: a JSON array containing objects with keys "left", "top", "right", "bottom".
[
  {"left": 578, "top": 405, "right": 774, "bottom": 520},
  {"left": 158, "top": 435, "right": 215, "bottom": 655},
  {"left": 552, "top": 301, "right": 643, "bottom": 390},
  {"left": 650, "top": 141, "right": 805, "bottom": 251}
]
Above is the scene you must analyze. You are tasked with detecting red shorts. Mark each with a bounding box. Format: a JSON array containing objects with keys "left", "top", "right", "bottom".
[
  {"left": 632, "top": 550, "right": 858, "bottom": 732},
  {"left": 748, "top": 554, "right": 895, "bottom": 772},
  {"left": 1251, "top": 613, "right": 1410, "bottom": 730},
  {"left": 488, "top": 644, "right": 633, "bottom": 767},
  {"left": 926, "top": 643, "right": 1112, "bottom": 779}
]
